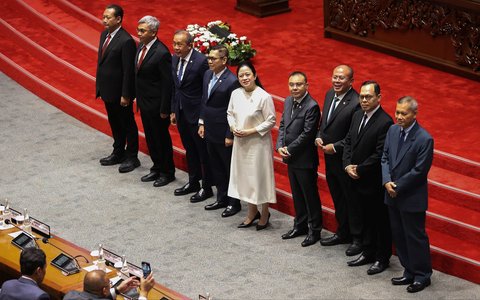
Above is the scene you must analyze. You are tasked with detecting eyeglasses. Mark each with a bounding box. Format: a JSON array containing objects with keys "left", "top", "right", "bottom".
[
  {"left": 359, "top": 95, "right": 376, "bottom": 101},
  {"left": 207, "top": 56, "right": 225, "bottom": 61},
  {"left": 288, "top": 82, "right": 306, "bottom": 88}
]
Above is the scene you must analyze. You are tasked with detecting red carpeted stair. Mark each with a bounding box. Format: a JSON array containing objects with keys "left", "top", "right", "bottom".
[{"left": 1, "top": 0, "right": 479, "bottom": 284}]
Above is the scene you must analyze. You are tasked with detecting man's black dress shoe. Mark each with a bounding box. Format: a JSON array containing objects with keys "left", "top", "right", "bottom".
[
  {"left": 238, "top": 211, "right": 261, "bottom": 228},
  {"left": 118, "top": 157, "right": 140, "bottom": 173},
  {"left": 347, "top": 254, "right": 374, "bottom": 267},
  {"left": 256, "top": 213, "right": 270, "bottom": 231},
  {"left": 190, "top": 188, "right": 213, "bottom": 203},
  {"left": 141, "top": 171, "right": 160, "bottom": 182},
  {"left": 281, "top": 228, "right": 308, "bottom": 240},
  {"left": 222, "top": 205, "right": 241, "bottom": 218},
  {"left": 153, "top": 176, "right": 175, "bottom": 187},
  {"left": 301, "top": 232, "right": 321, "bottom": 247},
  {"left": 100, "top": 154, "right": 125, "bottom": 166},
  {"left": 174, "top": 182, "right": 200, "bottom": 196},
  {"left": 406, "top": 279, "right": 430, "bottom": 293},
  {"left": 391, "top": 276, "right": 414, "bottom": 286},
  {"left": 345, "top": 242, "right": 362, "bottom": 256},
  {"left": 204, "top": 201, "right": 228, "bottom": 210},
  {"left": 320, "top": 234, "right": 350, "bottom": 246},
  {"left": 367, "top": 261, "right": 389, "bottom": 275}
]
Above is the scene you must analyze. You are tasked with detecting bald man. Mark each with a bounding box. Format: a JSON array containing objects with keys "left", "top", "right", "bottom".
[{"left": 63, "top": 270, "right": 154, "bottom": 300}]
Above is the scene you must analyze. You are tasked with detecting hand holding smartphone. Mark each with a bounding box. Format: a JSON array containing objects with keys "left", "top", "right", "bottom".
[{"left": 141, "top": 261, "right": 151, "bottom": 279}]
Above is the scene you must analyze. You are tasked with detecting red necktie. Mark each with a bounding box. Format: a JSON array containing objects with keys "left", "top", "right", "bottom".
[
  {"left": 137, "top": 46, "right": 147, "bottom": 70},
  {"left": 101, "top": 34, "right": 111, "bottom": 57}
]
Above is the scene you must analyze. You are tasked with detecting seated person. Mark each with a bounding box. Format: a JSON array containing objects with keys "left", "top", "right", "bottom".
[
  {"left": 63, "top": 270, "right": 154, "bottom": 300},
  {"left": 0, "top": 247, "right": 49, "bottom": 300}
]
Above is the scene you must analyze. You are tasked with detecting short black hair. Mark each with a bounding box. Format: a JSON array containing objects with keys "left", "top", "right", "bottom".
[
  {"left": 236, "top": 60, "right": 263, "bottom": 89},
  {"left": 20, "top": 247, "right": 46, "bottom": 276},
  {"left": 361, "top": 80, "right": 380, "bottom": 95},
  {"left": 289, "top": 71, "right": 308, "bottom": 83},
  {"left": 106, "top": 4, "right": 124, "bottom": 22},
  {"left": 210, "top": 44, "right": 229, "bottom": 59}
]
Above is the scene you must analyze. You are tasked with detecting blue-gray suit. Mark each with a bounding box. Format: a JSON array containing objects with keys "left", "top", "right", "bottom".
[
  {"left": 381, "top": 122, "right": 434, "bottom": 283},
  {"left": 0, "top": 277, "right": 49, "bottom": 300}
]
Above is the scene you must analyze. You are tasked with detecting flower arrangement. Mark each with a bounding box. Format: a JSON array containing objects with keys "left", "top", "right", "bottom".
[{"left": 186, "top": 20, "right": 257, "bottom": 65}]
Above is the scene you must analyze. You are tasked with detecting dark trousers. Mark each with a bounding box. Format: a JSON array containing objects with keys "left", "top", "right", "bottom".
[
  {"left": 287, "top": 167, "right": 322, "bottom": 232},
  {"left": 349, "top": 181, "right": 392, "bottom": 263},
  {"left": 177, "top": 110, "right": 212, "bottom": 187},
  {"left": 104, "top": 101, "right": 138, "bottom": 157},
  {"left": 140, "top": 109, "right": 175, "bottom": 176},
  {"left": 206, "top": 141, "right": 239, "bottom": 208},
  {"left": 324, "top": 155, "right": 350, "bottom": 238},
  {"left": 388, "top": 206, "right": 432, "bottom": 282}
]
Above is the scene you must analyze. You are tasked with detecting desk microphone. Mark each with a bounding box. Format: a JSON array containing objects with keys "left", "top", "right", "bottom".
[
  {"left": 42, "top": 237, "right": 90, "bottom": 265},
  {"left": 5, "top": 219, "right": 40, "bottom": 248}
]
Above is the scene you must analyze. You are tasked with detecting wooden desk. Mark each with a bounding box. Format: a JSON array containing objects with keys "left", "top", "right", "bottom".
[{"left": 0, "top": 227, "right": 187, "bottom": 300}]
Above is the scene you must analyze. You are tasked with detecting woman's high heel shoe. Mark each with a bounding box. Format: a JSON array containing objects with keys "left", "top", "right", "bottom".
[
  {"left": 256, "top": 212, "right": 271, "bottom": 231},
  {"left": 237, "top": 211, "right": 261, "bottom": 228}
]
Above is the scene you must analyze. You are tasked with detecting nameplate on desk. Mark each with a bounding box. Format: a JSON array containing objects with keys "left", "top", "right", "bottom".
[{"left": 7, "top": 208, "right": 51, "bottom": 238}]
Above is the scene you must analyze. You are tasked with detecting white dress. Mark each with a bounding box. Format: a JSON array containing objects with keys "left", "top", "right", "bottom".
[{"left": 227, "top": 87, "right": 277, "bottom": 204}]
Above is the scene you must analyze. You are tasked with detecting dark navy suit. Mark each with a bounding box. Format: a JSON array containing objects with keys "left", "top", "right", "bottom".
[
  {"left": 171, "top": 50, "right": 211, "bottom": 187},
  {"left": 381, "top": 122, "right": 434, "bottom": 283},
  {"left": 0, "top": 277, "right": 49, "bottom": 300},
  {"left": 200, "top": 68, "right": 239, "bottom": 207}
]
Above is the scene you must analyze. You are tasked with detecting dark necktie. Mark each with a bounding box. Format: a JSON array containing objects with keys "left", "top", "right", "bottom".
[
  {"left": 396, "top": 130, "right": 406, "bottom": 158},
  {"left": 137, "top": 45, "right": 147, "bottom": 70},
  {"left": 177, "top": 58, "right": 186, "bottom": 81},
  {"left": 291, "top": 101, "right": 300, "bottom": 118},
  {"left": 358, "top": 113, "right": 368, "bottom": 133},
  {"left": 101, "top": 34, "right": 111, "bottom": 57},
  {"left": 327, "top": 97, "right": 340, "bottom": 122}
]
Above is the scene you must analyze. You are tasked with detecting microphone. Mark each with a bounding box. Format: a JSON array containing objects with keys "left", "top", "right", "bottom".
[
  {"left": 5, "top": 219, "right": 39, "bottom": 248},
  {"left": 42, "top": 237, "right": 90, "bottom": 264}
]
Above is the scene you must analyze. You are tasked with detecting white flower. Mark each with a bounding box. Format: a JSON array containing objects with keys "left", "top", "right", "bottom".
[
  {"left": 231, "top": 41, "right": 238, "bottom": 47},
  {"left": 202, "top": 42, "right": 210, "bottom": 47},
  {"left": 239, "top": 36, "right": 247, "bottom": 41},
  {"left": 199, "top": 27, "right": 206, "bottom": 32},
  {"left": 228, "top": 33, "right": 237, "bottom": 39}
]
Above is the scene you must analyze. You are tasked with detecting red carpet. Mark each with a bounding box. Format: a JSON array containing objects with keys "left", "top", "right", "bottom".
[{"left": 1, "top": 0, "right": 479, "bottom": 284}]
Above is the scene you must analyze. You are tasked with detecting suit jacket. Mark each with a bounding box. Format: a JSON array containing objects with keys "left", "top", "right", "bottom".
[
  {"left": 381, "top": 122, "right": 434, "bottom": 212},
  {"left": 171, "top": 50, "right": 209, "bottom": 124},
  {"left": 135, "top": 39, "right": 173, "bottom": 113},
  {"left": 63, "top": 290, "right": 111, "bottom": 300},
  {"left": 343, "top": 107, "right": 393, "bottom": 193},
  {"left": 317, "top": 88, "right": 359, "bottom": 156},
  {"left": 96, "top": 27, "right": 136, "bottom": 103},
  {"left": 276, "top": 93, "right": 321, "bottom": 169},
  {"left": 200, "top": 68, "right": 238, "bottom": 144},
  {"left": 0, "top": 277, "right": 49, "bottom": 300}
]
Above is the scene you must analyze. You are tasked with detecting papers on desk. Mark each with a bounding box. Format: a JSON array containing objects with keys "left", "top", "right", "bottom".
[
  {"left": 8, "top": 230, "right": 22, "bottom": 237},
  {"left": 83, "top": 262, "right": 113, "bottom": 273},
  {"left": 0, "top": 224, "right": 14, "bottom": 231}
]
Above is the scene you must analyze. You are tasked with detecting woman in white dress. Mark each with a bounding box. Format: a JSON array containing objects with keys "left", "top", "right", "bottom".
[{"left": 227, "top": 61, "right": 276, "bottom": 230}]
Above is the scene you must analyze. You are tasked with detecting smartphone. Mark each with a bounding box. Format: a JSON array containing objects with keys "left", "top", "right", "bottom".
[{"left": 141, "top": 261, "right": 151, "bottom": 278}]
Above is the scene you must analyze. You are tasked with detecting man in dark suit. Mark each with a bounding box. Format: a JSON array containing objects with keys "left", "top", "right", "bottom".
[
  {"left": 170, "top": 30, "right": 213, "bottom": 202},
  {"left": 316, "top": 65, "right": 361, "bottom": 256},
  {"left": 277, "top": 71, "right": 322, "bottom": 247},
  {"left": 342, "top": 81, "right": 393, "bottom": 274},
  {"left": 382, "top": 96, "right": 434, "bottom": 293},
  {"left": 134, "top": 16, "right": 175, "bottom": 187},
  {"left": 0, "top": 248, "right": 49, "bottom": 300},
  {"left": 63, "top": 270, "right": 154, "bottom": 300},
  {"left": 199, "top": 45, "right": 240, "bottom": 218},
  {"left": 96, "top": 4, "right": 139, "bottom": 173}
]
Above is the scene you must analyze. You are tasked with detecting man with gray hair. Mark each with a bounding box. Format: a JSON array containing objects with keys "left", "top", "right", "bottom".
[
  {"left": 135, "top": 16, "right": 175, "bottom": 187},
  {"left": 381, "top": 96, "right": 434, "bottom": 293},
  {"left": 170, "top": 30, "right": 213, "bottom": 202}
]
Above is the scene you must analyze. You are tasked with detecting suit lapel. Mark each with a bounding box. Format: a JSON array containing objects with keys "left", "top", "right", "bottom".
[
  {"left": 286, "top": 95, "right": 309, "bottom": 128},
  {"left": 208, "top": 68, "right": 228, "bottom": 100},
  {"left": 100, "top": 29, "right": 121, "bottom": 64},
  {"left": 138, "top": 40, "right": 157, "bottom": 71},
  {"left": 393, "top": 123, "right": 419, "bottom": 168}
]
